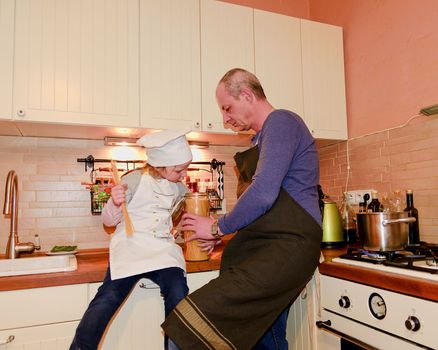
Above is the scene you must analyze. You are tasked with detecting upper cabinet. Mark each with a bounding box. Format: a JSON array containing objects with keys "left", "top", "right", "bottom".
[
  {"left": 13, "top": 0, "right": 140, "bottom": 127},
  {"left": 200, "top": 0, "right": 254, "bottom": 134},
  {"left": 140, "top": 0, "right": 202, "bottom": 131},
  {"left": 254, "top": 10, "right": 304, "bottom": 118},
  {"left": 1, "top": 0, "right": 347, "bottom": 141},
  {"left": 0, "top": 0, "right": 14, "bottom": 120},
  {"left": 301, "top": 19, "right": 348, "bottom": 139}
]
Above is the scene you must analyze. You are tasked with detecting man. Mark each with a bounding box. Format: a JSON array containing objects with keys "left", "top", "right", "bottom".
[{"left": 162, "top": 68, "right": 322, "bottom": 350}]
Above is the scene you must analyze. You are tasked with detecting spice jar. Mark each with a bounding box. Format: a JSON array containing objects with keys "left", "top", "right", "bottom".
[{"left": 183, "top": 192, "right": 210, "bottom": 261}]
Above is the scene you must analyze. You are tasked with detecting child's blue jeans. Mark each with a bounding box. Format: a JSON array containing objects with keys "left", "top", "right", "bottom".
[{"left": 70, "top": 266, "right": 188, "bottom": 350}]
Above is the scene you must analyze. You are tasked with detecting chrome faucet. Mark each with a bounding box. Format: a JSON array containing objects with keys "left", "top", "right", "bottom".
[{"left": 3, "top": 170, "right": 35, "bottom": 259}]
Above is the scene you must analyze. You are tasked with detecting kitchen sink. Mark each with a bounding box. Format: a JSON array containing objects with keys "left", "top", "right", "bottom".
[{"left": 0, "top": 255, "right": 77, "bottom": 277}]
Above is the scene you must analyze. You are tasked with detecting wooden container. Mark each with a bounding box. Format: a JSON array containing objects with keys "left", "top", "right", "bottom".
[{"left": 184, "top": 193, "right": 210, "bottom": 262}]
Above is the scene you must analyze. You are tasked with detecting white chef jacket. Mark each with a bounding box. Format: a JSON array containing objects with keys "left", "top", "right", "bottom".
[{"left": 109, "top": 172, "right": 187, "bottom": 280}]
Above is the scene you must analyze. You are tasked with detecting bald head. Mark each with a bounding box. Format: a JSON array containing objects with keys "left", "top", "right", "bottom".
[{"left": 218, "top": 68, "right": 266, "bottom": 100}]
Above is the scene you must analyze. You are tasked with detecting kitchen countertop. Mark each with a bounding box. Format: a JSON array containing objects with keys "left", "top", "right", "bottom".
[
  {"left": 319, "top": 245, "right": 438, "bottom": 302},
  {"left": 0, "top": 246, "right": 223, "bottom": 292},
  {"left": 2, "top": 243, "right": 438, "bottom": 302}
]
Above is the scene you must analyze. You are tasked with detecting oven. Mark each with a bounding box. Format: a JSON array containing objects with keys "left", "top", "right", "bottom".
[{"left": 317, "top": 246, "right": 438, "bottom": 350}]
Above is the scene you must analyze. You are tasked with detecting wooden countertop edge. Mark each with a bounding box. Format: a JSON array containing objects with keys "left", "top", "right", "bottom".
[
  {"left": 319, "top": 261, "right": 438, "bottom": 302},
  {"left": 0, "top": 248, "right": 223, "bottom": 292}
]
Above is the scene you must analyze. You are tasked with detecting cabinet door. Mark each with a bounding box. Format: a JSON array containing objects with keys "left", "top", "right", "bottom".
[
  {"left": 0, "top": 0, "right": 14, "bottom": 119},
  {"left": 301, "top": 19, "right": 348, "bottom": 140},
  {"left": 254, "top": 10, "right": 304, "bottom": 120},
  {"left": 13, "top": 0, "right": 139, "bottom": 127},
  {"left": 140, "top": 0, "right": 201, "bottom": 131},
  {"left": 90, "top": 280, "right": 164, "bottom": 350},
  {"left": 0, "top": 321, "right": 78, "bottom": 350},
  {"left": 201, "top": 0, "right": 254, "bottom": 133}
]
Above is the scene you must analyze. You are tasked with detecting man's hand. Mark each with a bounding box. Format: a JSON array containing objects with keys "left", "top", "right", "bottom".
[
  {"left": 197, "top": 239, "right": 222, "bottom": 254},
  {"left": 181, "top": 213, "right": 216, "bottom": 241}
]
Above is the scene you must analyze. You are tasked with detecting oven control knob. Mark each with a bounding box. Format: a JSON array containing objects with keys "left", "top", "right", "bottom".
[
  {"left": 338, "top": 296, "right": 351, "bottom": 309},
  {"left": 405, "top": 316, "right": 421, "bottom": 332}
]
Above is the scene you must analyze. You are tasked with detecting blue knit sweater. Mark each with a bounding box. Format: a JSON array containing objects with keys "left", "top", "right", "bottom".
[{"left": 218, "top": 109, "right": 322, "bottom": 234}]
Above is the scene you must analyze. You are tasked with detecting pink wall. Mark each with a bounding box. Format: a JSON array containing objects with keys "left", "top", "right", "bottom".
[
  {"left": 309, "top": 0, "right": 438, "bottom": 138},
  {"left": 219, "top": 0, "right": 310, "bottom": 19}
]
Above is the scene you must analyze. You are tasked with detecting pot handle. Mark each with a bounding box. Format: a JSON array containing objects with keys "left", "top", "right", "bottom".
[{"left": 382, "top": 217, "right": 416, "bottom": 226}]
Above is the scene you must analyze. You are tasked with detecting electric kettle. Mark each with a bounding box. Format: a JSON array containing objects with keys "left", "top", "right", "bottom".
[{"left": 320, "top": 197, "right": 345, "bottom": 247}]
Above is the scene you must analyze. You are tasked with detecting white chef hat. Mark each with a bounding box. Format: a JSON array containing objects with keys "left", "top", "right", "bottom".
[{"left": 136, "top": 128, "right": 193, "bottom": 167}]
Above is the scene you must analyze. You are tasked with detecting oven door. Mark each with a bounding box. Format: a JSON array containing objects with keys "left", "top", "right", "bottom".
[{"left": 317, "top": 309, "right": 430, "bottom": 350}]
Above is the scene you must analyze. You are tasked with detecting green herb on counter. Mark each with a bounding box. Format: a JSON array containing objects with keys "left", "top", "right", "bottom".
[{"left": 50, "top": 245, "right": 77, "bottom": 252}]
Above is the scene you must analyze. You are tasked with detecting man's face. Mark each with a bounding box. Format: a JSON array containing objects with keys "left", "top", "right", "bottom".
[
  {"left": 159, "top": 161, "right": 191, "bottom": 183},
  {"left": 216, "top": 83, "right": 252, "bottom": 132}
]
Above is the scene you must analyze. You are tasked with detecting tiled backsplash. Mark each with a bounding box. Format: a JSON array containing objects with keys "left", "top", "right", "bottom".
[
  {"left": 319, "top": 116, "right": 438, "bottom": 244},
  {"left": 3, "top": 116, "right": 438, "bottom": 252},
  {"left": 0, "top": 136, "right": 246, "bottom": 252}
]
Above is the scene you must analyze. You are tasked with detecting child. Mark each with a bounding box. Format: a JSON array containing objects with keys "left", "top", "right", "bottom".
[{"left": 70, "top": 128, "right": 193, "bottom": 350}]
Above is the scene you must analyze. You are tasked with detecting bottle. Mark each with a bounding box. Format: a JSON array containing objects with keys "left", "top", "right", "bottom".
[
  {"left": 404, "top": 189, "right": 420, "bottom": 245},
  {"left": 340, "top": 192, "right": 357, "bottom": 243},
  {"left": 367, "top": 191, "right": 383, "bottom": 212},
  {"left": 391, "top": 189, "right": 404, "bottom": 212}
]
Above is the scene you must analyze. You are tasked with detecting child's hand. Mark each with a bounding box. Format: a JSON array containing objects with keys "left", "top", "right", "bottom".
[{"left": 111, "top": 183, "right": 128, "bottom": 206}]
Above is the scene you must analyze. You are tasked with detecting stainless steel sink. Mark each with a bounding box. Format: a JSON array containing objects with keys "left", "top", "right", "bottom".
[{"left": 0, "top": 255, "right": 77, "bottom": 277}]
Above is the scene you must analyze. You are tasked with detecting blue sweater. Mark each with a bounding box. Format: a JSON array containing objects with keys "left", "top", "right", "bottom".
[{"left": 218, "top": 110, "right": 322, "bottom": 234}]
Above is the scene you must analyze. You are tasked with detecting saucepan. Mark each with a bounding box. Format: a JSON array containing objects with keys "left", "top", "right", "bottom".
[{"left": 356, "top": 212, "right": 416, "bottom": 251}]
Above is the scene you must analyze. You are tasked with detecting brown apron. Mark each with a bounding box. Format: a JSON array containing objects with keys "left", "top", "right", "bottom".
[{"left": 162, "top": 146, "right": 322, "bottom": 350}]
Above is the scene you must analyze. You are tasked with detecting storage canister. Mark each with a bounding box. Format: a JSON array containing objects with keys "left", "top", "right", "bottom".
[{"left": 183, "top": 192, "right": 210, "bottom": 261}]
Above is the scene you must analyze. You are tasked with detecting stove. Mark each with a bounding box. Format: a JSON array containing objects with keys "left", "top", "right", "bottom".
[
  {"left": 333, "top": 244, "right": 438, "bottom": 281},
  {"left": 317, "top": 243, "right": 438, "bottom": 349}
]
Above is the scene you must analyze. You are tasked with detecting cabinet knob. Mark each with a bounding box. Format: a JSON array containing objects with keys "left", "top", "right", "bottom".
[
  {"left": 0, "top": 335, "right": 15, "bottom": 345},
  {"left": 17, "top": 109, "right": 26, "bottom": 117},
  {"left": 207, "top": 122, "right": 213, "bottom": 129},
  {"left": 405, "top": 316, "right": 421, "bottom": 332},
  {"left": 194, "top": 121, "right": 201, "bottom": 128}
]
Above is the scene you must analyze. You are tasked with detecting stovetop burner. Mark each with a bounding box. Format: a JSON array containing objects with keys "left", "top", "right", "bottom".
[{"left": 339, "top": 243, "right": 438, "bottom": 275}]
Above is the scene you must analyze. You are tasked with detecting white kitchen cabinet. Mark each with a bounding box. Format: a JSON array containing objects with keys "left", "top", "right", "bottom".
[
  {"left": 254, "top": 10, "right": 304, "bottom": 119},
  {"left": 89, "top": 270, "right": 220, "bottom": 350},
  {"left": 0, "top": 284, "right": 88, "bottom": 349},
  {"left": 0, "top": 0, "right": 14, "bottom": 120},
  {"left": 139, "top": 0, "right": 202, "bottom": 131},
  {"left": 200, "top": 0, "right": 255, "bottom": 134},
  {"left": 13, "top": 0, "right": 139, "bottom": 127},
  {"left": 301, "top": 19, "right": 348, "bottom": 140}
]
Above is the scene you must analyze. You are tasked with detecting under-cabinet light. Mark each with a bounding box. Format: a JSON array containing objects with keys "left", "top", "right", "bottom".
[
  {"left": 188, "top": 141, "right": 209, "bottom": 149},
  {"left": 104, "top": 136, "right": 139, "bottom": 147}
]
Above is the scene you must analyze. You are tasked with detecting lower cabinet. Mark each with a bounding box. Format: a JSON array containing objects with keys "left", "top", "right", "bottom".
[
  {"left": 0, "top": 284, "right": 88, "bottom": 349},
  {"left": 0, "top": 270, "right": 317, "bottom": 349},
  {"left": 90, "top": 270, "right": 221, "bottom": 350}
]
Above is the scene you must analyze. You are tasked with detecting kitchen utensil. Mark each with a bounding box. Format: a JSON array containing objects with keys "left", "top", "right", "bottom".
[
  {"left": 183, "top": 192, "right": 209, "bottom": 261},
  {"left": 356, "top": 212, "right": 416, "bottom": 251},
  {"left": 110, "top": 160, "right": 135, "bottom": 236},
  {"left": 321, "top": 198, "right": 345, "bottom": 247}
]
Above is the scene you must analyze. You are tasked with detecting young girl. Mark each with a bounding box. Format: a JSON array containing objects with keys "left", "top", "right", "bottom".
[{"left": 70, "top": 128, "right": 193, "bottom": 350}]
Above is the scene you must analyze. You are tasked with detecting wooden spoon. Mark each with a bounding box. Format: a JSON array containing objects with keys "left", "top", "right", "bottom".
[{"left": 111, "top": 160, "right": 135, "bottom": 236}]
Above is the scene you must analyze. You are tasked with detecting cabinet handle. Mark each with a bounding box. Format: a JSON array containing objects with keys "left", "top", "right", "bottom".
[
  {"left": 207, "top": 122, "right": 213, "bottom": 129},
  {"left": 17, "top": 109, "right": 26, "bottom": 117},
  {"left": 0, "top": 335, "right": 15, "bottom": 345},
  {"left": 194, "top": 121, "right": 201, "bottom": 128},
  {"left": 139, "top": 282, "right": 159, "bottom": 290}
]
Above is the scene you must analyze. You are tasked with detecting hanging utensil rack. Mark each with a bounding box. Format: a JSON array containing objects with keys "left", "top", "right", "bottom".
[{"left": 77, "top": 155, "right": 225, "bottom": 213}]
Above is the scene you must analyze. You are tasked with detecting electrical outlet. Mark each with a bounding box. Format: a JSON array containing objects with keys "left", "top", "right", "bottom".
[{"left": 346, "top": 189, "right": 375, "bottom": 205}]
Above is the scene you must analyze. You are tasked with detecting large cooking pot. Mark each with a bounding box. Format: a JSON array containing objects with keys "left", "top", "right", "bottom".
[{"left": 356, "top": 212, "right": 416, "bottom": 251}]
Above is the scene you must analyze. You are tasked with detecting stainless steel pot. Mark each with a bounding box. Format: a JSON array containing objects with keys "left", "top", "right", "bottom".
[{"left": 356, "top": 212, "right": 416, "bottom": 251}]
